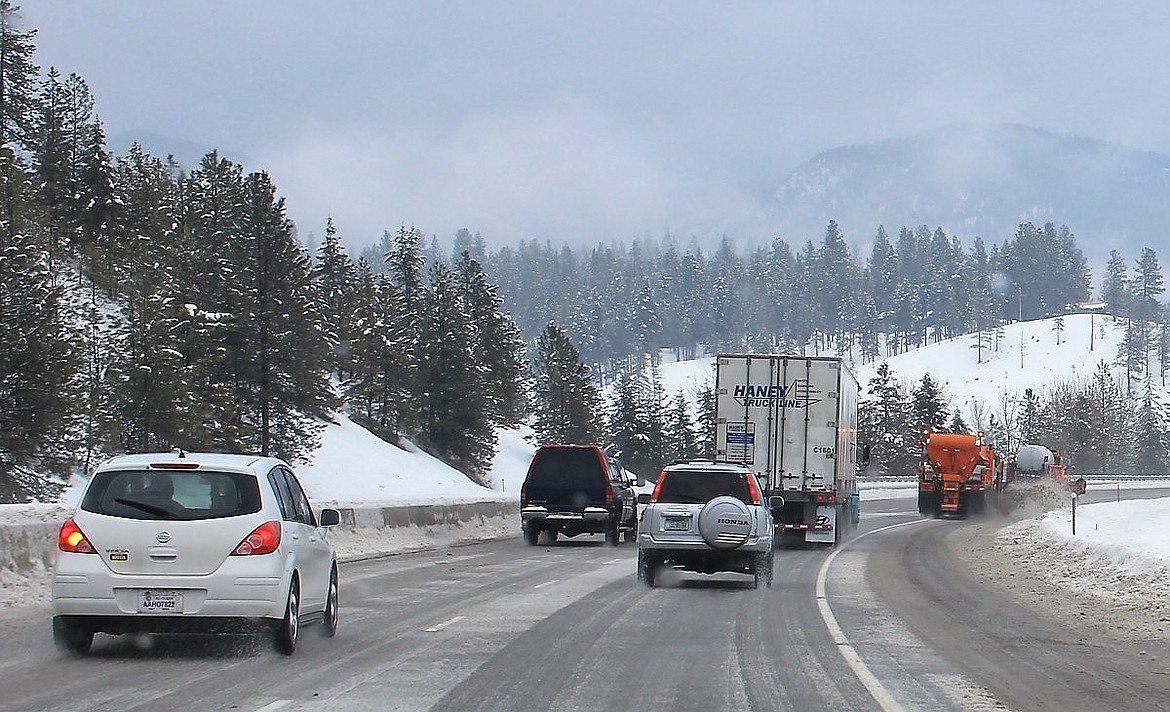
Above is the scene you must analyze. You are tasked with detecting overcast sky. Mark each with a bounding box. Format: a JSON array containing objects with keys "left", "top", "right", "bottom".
[{"left": 22, "top": 2, "right": 1170, "bottom": 253}]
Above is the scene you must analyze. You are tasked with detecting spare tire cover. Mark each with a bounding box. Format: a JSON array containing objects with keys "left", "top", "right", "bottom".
[{"left": 697, "top": 496, "right": 753, "bottom": 550}]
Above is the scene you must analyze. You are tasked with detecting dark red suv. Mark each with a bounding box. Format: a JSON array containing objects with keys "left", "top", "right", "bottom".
[{"left": 519, "top": 444, "right": 637, "bottom": 546}]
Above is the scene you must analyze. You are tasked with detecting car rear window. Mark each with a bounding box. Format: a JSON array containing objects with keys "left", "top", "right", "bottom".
[
  {"left": 81, "top": 469, "right": 262, "bottom": 520},
  {"left": 657, "top": 470, "right": 751, "bottom": 504},
  {"left": 526, "top": 447, "right": 605, "bottom": 488}
]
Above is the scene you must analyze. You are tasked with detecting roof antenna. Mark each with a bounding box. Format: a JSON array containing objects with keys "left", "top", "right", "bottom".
[{"left": 174, "top": 447, "right": 187, "bottom": 459}]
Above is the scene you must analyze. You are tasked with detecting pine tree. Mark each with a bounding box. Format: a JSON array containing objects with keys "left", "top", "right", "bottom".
[
  {"left": 1018, "top": 388, "right": 1042, "bottom": 444},
  {"left": 695, "top": 381, "right": 717, "bottom": 459},
  {"left": 415, "top": 261, "right": 495, "bottom": 480},
  {"left": 1101, "top": 249, "right": 1131, "bottom": 317},
  {"left": 313, "top": 217, "right": 358, "bottom": 378},
  {"left": 0, "top": 1, "right": 38, "bottom": 149},
  {"left": 453, "top": 250, "right": 527, "bottom": 425},
  {"left": 663, "top": 388, "right": 700, "bottom": 463},
  {"left": 104, "top": 145, "right": 186, "bottom": 454},
  {"left": 240, "top": 171, "right": 335, "bottom": 461},
  {"left": 911, "top": 373, "right": 950, "bottom": 432},
  {"left": 1131, "top": 381, "right": 1170, "bottom": 474},
  {"left": 531, "top": 321, "right": 602, "bottom": 444},
  {"left": 0, "top": 147, "right": 80, "bottom": 500},
  {"left": 858, "top": 362, "right": 915, "bottom": 474},
  {"left": 344, "top": 261, "right": 413, "bottom": 431}
]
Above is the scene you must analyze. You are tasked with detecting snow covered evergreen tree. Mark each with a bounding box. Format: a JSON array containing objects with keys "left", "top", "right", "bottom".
[
  {"left": 453, "top": 250, "right": 528, "bottom": 426},
  {"left": 0, "top": 146, "right": 80, "bottom": 500},
  {"left": 531, "top": 321, "right": 602, "bottom": 445},
  {"left": 911, "top": 373, "right": 950, "bottom": 433},
  {"left": 344, "top": 260, "right": 413, "bottom": 432},
  {"left": 858, "top": 362, "right": 915, "bottom": 474},
  {"left": 313, "top": 217, "right": 358, "bottom": 378},
  {"left": 415, "top": 261, "right": 495, "bottom": 480},
  {"left": 0, "top": 1, "right": 38, "bottom": 150}
]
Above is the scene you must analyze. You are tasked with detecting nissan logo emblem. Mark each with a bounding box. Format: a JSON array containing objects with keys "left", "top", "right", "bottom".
[{"left": 156, "top": 531, "right": 171, "bottom": 543}]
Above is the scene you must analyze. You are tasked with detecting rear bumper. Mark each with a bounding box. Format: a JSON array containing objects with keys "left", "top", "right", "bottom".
[
  {"left": 51, "top": 552, "right": 289, "bottom": 621},
  {"left": 638, "top": 534, "right": 772, "bottom": 553},
  {"left": 53, "top": 613, "right": 277, "bottom": 636},
  {"left": 521, "top": 506, "right": 612, "bottom": 522}
]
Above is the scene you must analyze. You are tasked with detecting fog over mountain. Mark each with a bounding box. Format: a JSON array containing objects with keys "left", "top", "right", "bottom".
[{"left": 771, "top": 124, "right": 1170, "bottom": 264}]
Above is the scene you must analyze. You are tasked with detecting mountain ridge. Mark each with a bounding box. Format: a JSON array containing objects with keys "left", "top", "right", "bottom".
[{"left": 771, "top": 123, "right": 1170, "bottom": 263}]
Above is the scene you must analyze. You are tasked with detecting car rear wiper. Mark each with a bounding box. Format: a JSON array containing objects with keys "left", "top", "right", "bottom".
[{"left": 113, "top": 497, "right": 176, "bottom": 518}]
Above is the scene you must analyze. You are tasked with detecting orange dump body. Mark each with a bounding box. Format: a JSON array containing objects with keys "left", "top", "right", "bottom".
[{"left": 918, "top": 432, "right": 996, "bottom": 516}]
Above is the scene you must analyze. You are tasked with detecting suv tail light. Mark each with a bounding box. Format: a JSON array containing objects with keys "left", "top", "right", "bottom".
[
  {"left": 650, "top": 471, "right": 666, "bottom": 503},
  {"left": 58, "top": 518, "right": 97, "bottom": 554},
  {"left": 520, "top": 483, "right": 527, "bottom": 508},
  {"left": 604, "top": 483, "right": 615, "bottom": 506},
  {"left": 232, "top": 521, "right": 281, "bottom": 555},
  {"left": 745, "top": 475, "right": 763, "bottom": 505}
]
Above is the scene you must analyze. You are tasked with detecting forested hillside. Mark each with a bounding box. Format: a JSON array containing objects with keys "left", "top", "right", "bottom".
[{"left": 1, "top": 4, "right": 1167, "bottom": 501}]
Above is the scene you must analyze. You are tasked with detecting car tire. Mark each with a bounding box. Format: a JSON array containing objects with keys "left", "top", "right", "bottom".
[
  {"left": 523, "top": 523, "right": 541, "bottom": 546},
  {"left": 753, "top": 550, "right": 774, "bottom": 589},
  {"left": 605, "top": 518, "right": 620, "bottom": 546},
  {"left": 637, "top": 549, "right": 657, "bottom": 587},
  {"left": 274, "top": 576, "right": 300, "bottom": 655},
  {"left": 52, "top": 616, "right": 93, "bottom": 655},
  {"left": 319, "top": 567, "right": 339, "bottom": 638},
  {"left": 623, "top": 521, "right": 637, "bottom": 543}
]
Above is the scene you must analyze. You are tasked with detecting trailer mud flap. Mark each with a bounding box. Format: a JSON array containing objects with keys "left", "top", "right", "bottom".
[{"left": 806, "top": 505, "right": 837, "bottom": 544}]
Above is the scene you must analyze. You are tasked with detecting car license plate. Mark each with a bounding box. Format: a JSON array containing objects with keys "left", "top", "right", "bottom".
[
  {"left": 663, "top": 517, "right": 690, "bottom": 532},
  {"left": 138, "top": 590, "right": 182, "bottom": 614}
]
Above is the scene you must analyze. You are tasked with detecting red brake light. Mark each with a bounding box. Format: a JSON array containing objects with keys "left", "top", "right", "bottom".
[
  {"left": 745, "top": 475, "right": 762, "bottom": 505},
  {"left": 232, "top": 521, "right": 281, "bottom": 556},
  {"left": 649, "top": 471, "right": 666, "bottom": 503},
  {"left": 520, "top": 483, "right": 528, "bottom": 508},
  {"left": 150, "top": 462, "right": 200, "bottom": 469},
  {"left": 58, "top": 518, "right": 96, "bottom": 554},
  {"left": 604, "top": 483, "right": 615, "bottom": 506}
]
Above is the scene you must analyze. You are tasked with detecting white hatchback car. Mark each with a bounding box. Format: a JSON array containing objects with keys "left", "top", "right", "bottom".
[{"left": 51, "top": 451, "right": 341, "bottom": 655}]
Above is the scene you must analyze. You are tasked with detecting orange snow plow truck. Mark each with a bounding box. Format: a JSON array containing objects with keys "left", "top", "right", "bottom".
[{"left": 917, "top": 430, "right": 996, "bottom": 517}]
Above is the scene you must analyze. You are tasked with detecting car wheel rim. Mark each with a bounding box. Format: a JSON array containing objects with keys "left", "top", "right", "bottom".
[
  {"left": 288, "top": 584, "right": 300, "bottom": 643},
  {"left": 327, "top": 576, "right": 338, "bottom": 629}
]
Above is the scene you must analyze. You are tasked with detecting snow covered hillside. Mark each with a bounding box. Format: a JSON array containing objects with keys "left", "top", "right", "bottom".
[{"left": 658, "top": 312, "right": 1142, "bottom": 429}]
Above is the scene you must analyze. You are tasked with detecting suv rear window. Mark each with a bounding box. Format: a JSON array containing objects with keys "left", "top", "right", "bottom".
[
  {"left": 526, "top": 447, "right": 605, "bottom": 488},
  {"left": 657, "top": 470, "right": 751, "bottom": 504},
  {"left": 81, "top": 470, "right": 262, "bottom": 521}
]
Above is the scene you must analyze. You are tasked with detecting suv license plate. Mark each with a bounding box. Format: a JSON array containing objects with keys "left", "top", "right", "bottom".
[
  {"left": 138, "top": 590, "right": 182, "bottom": 614},
  {"left": 663, "top": 517, "right": 690, "bottom": 532}
]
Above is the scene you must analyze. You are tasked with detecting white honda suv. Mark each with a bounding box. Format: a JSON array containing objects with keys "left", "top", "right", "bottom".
[
  {"left": 51, "top": 451, "right": 341, "bottom": 655},
  {"left": 637, "top": 461, "right": 776, "bottom": 588}
]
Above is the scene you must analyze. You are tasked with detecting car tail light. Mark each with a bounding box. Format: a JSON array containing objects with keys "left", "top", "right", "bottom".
[
  {"left": 604, "top": 483, "right": 615, "bottom": 506},
  {"left": 58, "top": 518, "right": 97, "bottom": 554},
  {"left": 649, "top": 472, "right": 666, "bottom": 503},
  {"left": 232, "top": 521, "right": 282, "bottom": 555},
  {"left": 745, "top": 475, "right": 763, "bottom": 505},
  {"left": 520, "top": 483, "right": 527, "bottom": 508},
  {"left": 814, "top": 493, "right": 836, "bottom": 504}
]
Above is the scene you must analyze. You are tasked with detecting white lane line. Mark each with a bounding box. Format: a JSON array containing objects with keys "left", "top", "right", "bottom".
[
  {"left": 602, "top": 558, "right": 621, "bottom": 565},
  {"left": 424, "top": 615, "right": 466, "bottom": 632},
  {"left": 533, "top": 579, "right": 560, "bottom": 589},
  {"left": 815, "top": 519, "right": 928, "bottom": 712},
  {"left": 253, "top": 702, "right": 291, "bottom": 712}
]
